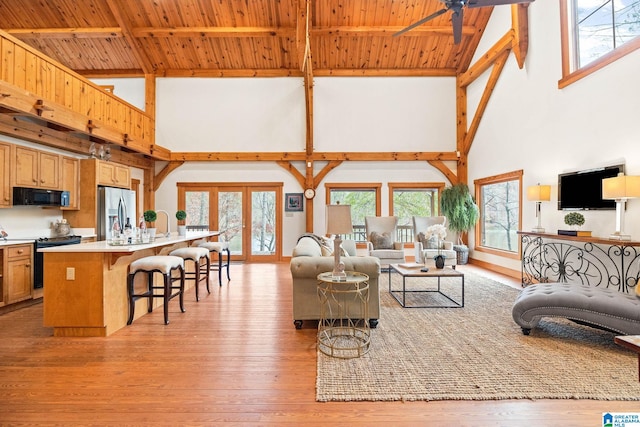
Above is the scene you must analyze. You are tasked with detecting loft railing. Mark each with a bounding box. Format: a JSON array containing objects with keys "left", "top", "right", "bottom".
[{"left": 343, "top": 224, "right": 415, "bottom": 243}]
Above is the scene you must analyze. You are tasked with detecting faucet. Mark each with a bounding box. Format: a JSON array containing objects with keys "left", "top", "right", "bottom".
[{"left": 156, "top": 210, "right": 171, "bottom": 238}]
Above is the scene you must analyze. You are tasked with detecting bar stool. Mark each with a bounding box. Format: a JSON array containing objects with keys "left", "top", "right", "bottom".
[
  {"left": 170, "top": 247, "right": 211, "bottom": 301},
  {"left": 198, "top": 241, "right": 231, "bottom": 286},
  {"left": 127, "top": 255, "right": 185, "bottom": 325}
]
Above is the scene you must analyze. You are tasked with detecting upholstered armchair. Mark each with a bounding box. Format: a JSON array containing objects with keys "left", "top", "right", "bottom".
[
  {"left": 413, "top": 216, "right": 457, "bottom": 268},
  {"left": 364, "top": 216, "right": 406, "bottom": 268}
]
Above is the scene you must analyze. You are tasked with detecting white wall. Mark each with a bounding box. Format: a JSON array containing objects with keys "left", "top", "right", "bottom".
[{"left": 467, "top": 1, "right": 640, "bottom": 271}]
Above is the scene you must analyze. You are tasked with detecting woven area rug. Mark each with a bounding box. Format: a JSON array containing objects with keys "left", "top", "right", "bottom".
[{"left": 316, "top": 271, "right": 640, "bottom": 402}]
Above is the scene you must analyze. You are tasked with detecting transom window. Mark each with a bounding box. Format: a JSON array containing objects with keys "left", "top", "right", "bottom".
[
  {"left": 560, "top": 0, "right": 640, "bottom": 87},
  {"left": 474, "top": 170, "right": 523, "bottom": 258}
]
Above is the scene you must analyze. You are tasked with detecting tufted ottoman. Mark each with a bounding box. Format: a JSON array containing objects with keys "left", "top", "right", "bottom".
[{"left": 512, "top": 282, "right": 640, "bottom": 336}]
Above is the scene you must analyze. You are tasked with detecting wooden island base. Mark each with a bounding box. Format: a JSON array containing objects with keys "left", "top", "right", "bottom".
[{"left": 42, "top": 232, "right": 218, "bottom": 337}]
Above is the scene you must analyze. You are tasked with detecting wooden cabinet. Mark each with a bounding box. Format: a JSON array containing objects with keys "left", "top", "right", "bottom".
[
  {"left": 61, "top": 156, "right": 80, "bottom": 210},
  {"left": 97, "top": 161, "right": 130, "bottom": 189},
  {"left": 63, "top": 158, "right": 132, "bottom": 230},
  {"left": 4, "top": 244, "right": 33, "bottom": 305},
  {"left": 0, "top": 142, "right": 10, "bottom": 207},
  {"left": 14, "top": 146, "right": 60, "bottom": 189}
]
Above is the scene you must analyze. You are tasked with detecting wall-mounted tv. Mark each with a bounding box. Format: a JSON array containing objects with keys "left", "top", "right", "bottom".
[{"left": 557, "top": 164, "right": 624, "bottom": 210}]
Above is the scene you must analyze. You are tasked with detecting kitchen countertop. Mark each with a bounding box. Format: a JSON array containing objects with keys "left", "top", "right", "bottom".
[
  {"left": 0, "top": 239, "right": 35, "bottom": 246},
  {"left": 37, "top": 231, "right": 220, "bottom": 253}
]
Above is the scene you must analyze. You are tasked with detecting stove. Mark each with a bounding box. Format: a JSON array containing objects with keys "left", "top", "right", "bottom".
[{"left": 34, "top": 235, "right": 82, "bottom": 289}]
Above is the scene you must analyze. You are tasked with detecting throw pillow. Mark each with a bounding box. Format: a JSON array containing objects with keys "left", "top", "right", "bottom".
[{"left": 370, "top": 231, "right": 393, "bottom": 250}]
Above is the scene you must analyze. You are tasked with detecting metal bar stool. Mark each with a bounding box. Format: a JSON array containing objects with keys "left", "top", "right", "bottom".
[
  {"left": 170, "top": 247, "right": 211, "bottom": 301},
  {"left": 197, "top": 241, "right": 231, "bottom": 286},
  {"left": 127, "top": 255, "right": 186, "bottom": 325}
]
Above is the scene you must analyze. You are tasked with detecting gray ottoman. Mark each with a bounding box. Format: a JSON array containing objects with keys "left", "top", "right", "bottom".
[{"left": 512, "top": 282, "right": 640, "bottom": 336}]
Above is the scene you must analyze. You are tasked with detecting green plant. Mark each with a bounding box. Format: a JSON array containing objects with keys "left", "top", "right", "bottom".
[
  {"left": 143, "top": 209, "right": 157, "bottom": 224},
  {"left": 564, "top": 212, "right": 585, "bottom": 227},
  {"left": 440, "top": 183, "right": 479, "bottom": 245},
  {"left": 176, "top": 210, "right": 187, "bottom": 224}
]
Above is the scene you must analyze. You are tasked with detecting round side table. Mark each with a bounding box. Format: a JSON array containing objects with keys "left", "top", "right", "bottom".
[{"left": 317, "top": 271, "right": 370, "bottom": 358}]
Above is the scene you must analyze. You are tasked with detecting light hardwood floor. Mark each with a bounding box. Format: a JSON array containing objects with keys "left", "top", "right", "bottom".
[{"left": 0, "top": 262, "right": 637, "bottom": 426}]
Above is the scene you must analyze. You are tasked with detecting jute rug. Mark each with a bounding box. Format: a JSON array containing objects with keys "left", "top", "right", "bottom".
[{"left": 316, "top": 271, "right": 640, "bottom": 402}]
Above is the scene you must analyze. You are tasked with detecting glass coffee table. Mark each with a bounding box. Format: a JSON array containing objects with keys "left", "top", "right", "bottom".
[{"left": 388, "top": 264, "right": 464, "bottom": 308}]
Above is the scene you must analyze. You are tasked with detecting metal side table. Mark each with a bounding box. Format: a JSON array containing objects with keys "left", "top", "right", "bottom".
[{"left": 317, "top": 271, "right": 370, "bottom": 359}]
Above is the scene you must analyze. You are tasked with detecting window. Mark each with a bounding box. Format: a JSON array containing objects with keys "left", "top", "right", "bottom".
[
  {"left": 474, "top": 170, "right": 523, "bottom": 258},
  {"left": 389, "top": 183, "right": 445, "bottom": 243},
  {"left": 560, "top": 0, "right": 640, "bottom": 87},
  {"left": 325, "top": 184, "right": 381, "bottom": 242}
]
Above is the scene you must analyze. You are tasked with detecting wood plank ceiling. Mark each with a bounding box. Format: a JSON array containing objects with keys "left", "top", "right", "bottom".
[{"left": 0, "top": 0, "right": 493, "bottom": 77}]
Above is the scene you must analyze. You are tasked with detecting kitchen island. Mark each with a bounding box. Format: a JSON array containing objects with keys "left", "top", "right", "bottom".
[{"left": 40, "top": 231, "right": 219, "bottom": 337}]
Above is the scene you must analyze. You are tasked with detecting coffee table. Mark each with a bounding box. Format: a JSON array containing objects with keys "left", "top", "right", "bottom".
[{"left": 388, "top": 264, "right": 464, "bottom": 308}]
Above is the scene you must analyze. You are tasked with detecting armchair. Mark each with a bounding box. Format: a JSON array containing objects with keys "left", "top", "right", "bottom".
[
  {"left": 364, "top": 216, "right": 406, "bottom": 268},
  {"left": 413, "top": 216, "right": 457, "bottom": 268}
]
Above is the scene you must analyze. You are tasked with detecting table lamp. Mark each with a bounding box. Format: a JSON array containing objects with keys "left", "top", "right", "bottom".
[
  {"left": 527, "top": 184, "right": 551, "bottom": 233},
  {"left": 602, "top": 173, "right": 640, "bottom": 240},
  {"left": 326, "top": 204, "right": 353, "bottom": 280}
]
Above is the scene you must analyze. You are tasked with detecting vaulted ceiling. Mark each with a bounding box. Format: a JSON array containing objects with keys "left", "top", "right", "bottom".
[{"left": 0, "top": 0, "right": 497, "bottom": 77}]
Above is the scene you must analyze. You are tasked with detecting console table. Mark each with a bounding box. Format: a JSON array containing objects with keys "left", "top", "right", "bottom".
[{"left": 518, "top": 231, "right": 640, "bottom": 293}]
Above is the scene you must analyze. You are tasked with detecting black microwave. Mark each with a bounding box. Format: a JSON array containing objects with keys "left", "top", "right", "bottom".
[{"left": 13, "top": 187, "right": 69, "bottom": 207}]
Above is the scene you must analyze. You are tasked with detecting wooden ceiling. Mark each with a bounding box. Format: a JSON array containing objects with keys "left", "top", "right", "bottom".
[{"left": 0, "top": 0, "right": 495, "bottom": 77}]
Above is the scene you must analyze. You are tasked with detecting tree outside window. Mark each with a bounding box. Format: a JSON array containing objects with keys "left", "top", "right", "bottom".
[{"left": 474, "top": 171, "right": 523, "bottom": 256}]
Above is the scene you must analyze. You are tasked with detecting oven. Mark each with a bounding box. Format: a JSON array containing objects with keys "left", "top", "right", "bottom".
[{"left": 34, "top": 235, "right": 82, "bottom": 289}]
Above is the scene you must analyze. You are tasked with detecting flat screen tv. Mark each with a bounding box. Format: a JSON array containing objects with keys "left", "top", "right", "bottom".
[{"left": 557, "top": 164, "right": 624, "bottom": 210}]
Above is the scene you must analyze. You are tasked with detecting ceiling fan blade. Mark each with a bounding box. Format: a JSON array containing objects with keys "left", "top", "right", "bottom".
[
  {"left": 467, "top": 0, "right": 535, "bottom": 8},
  {"left": 393, "top": 8, "right": 449, "bottom": 37},
  {"left": 451, "top": 7, "right": 464, "bottom": 45}
]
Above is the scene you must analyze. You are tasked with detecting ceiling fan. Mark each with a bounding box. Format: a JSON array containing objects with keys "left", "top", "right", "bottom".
[{"left": 393, "top": 0, "right": 535, "bottom": 44}]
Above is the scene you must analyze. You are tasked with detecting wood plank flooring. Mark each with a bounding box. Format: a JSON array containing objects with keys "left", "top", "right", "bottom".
[{"left": 0, "top": 262, "right": 638, "bottom": 426}]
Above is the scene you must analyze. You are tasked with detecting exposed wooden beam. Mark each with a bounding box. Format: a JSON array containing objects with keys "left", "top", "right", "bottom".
[
  {"left": 154, "top": 161, "right": 185, "bottom": 191},
  {"left": 6, "top": 28, "right": 124, "bottom": 39},
  {"left": 312, "top": 26, "right": 476, "bottom": 37},
  {"left": 511, "top": 3, "right": 530, "bottom": 69},
  {"left": 105, "top": 0, "right": 155, "bottom": 74},
  {"left": 428, "top": 160, "right": 458, "bottom": 186},
  {"left": 458, "top": 31, "right": 513, "bottom": 88},
  {"left": 132, "top": 27, "right": 296, "bottom": 38},
  {"left": 170, "top": 151, "right": 459, "bottom": 162}
]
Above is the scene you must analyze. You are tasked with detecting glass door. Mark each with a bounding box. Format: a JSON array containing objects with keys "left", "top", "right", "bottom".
[{"left": 179, "top": 183, "right": 282, "bottom": 262}]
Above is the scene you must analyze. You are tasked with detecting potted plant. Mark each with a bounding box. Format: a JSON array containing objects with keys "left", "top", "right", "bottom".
[
  {"left": 176, "top": 210, "right": 187, "bottom": 236},
  {"left": 564, "top": 212, "right": 585, "bottom": 229},
  {"left": 143, "top": 209, "right": 157, "bottom": 240},
  {"left": 440, "top": 183, "right": 479, "bottom": 265}
]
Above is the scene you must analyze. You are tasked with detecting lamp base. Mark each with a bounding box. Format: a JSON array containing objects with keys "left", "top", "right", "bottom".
[
  {"left": 609, "top": 232, "right": 632, "bottom": 241},
  {"left": 531, "top": 226, "right": 545, "bottom": 233}
]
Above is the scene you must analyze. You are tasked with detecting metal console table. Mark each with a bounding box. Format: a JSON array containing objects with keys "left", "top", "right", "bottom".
[{"left": 518, "top": 231, "right": 640, "bottom": 292}]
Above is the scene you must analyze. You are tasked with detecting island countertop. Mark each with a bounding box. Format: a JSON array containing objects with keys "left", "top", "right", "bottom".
[
  {"left": 42, "top": 230, "right": 221, "bottom": 337},
  {"left": 38, "top": 231, "right": 220, "bottom": 253}
]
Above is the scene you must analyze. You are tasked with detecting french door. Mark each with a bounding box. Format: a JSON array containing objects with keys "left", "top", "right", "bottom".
[{"left": 178, "top": 183, "right": 282, "bottom": 262}]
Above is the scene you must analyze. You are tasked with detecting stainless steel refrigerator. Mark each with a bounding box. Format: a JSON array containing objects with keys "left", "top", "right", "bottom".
[{"left": 97, "top": 186, "right": 137, "bottom": 240}]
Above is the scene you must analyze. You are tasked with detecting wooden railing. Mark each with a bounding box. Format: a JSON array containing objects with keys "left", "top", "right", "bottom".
[
  {"left": 0, "top": 30, "right": 165, "bottom": 159},
  {"left": 345, "top": 225, "right": 415, "bottom": 243}
]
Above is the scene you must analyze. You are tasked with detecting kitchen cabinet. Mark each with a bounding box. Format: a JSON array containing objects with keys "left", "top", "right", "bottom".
[
  {"left": 97, "top": 161, "right": 130, "bottom": 189},
  {"left": 4, "top": 244, "right": 33, "bottom": 305},
  {"left": 14, "top": 146, "right": 60, "bottom": 190},
  {"left": 61, "top": 156, "right": 80, "bottom": 210},
  {"left": 0, "top": 142, "right": 10, "bottom": 207},
  {"left": 63, "top": 158, "right": 132, "bottom": 230}
]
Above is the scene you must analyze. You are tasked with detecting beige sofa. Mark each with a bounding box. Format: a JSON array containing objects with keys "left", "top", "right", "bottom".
[{"left": 290, "top": 235, "right": 381, "bottom": 329}]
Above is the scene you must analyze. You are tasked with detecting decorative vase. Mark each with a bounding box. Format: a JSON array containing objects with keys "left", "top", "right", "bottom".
[
  {"left": 434, "top": 255, "right": 445, "bottom": 269},
  {"left": 178, "top": 225, "right": 186, "bottom": 236}
]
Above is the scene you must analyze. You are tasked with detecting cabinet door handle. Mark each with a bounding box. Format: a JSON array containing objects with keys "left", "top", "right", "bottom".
[
  {"left": 17, "top": 249, "right": 23, "bottom": 254},
  {"left": 26, "top": 263, "right": 31, "bottom": 267}
]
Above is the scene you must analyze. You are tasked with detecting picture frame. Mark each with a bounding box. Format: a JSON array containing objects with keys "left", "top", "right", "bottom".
[{"left": 285, "top": 193, "right": 304, "bottom": 212}]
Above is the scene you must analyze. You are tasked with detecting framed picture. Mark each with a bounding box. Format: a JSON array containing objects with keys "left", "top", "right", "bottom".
[{"left": 285, "top": 193, "right": 303, "bottom": 212}]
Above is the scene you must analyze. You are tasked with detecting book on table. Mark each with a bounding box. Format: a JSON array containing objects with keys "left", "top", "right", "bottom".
[
  {"left": 398, "top": 262, "right": 423, "bottom": 269},
  {"left": 558, "top": 229, "right": 592, "bottom": 237}
]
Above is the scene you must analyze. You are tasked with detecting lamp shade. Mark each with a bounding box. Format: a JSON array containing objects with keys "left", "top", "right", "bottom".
[
  {"left": 326, "top": 204, "right": 353, "bottom": 235},
  {"left": 527, "top": 184, "right": 551, "bottom": 202},
  {"left": 602, "top": 173, "right": 640, "bottom": 200}
]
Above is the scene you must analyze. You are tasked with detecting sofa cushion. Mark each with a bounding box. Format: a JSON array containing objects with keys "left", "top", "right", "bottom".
[
  {"left": 370, "top": 231, "right": 393, "bottom": 249},
  {"left": 292, "top": 236, "right": 323, "bottom": 257}
]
